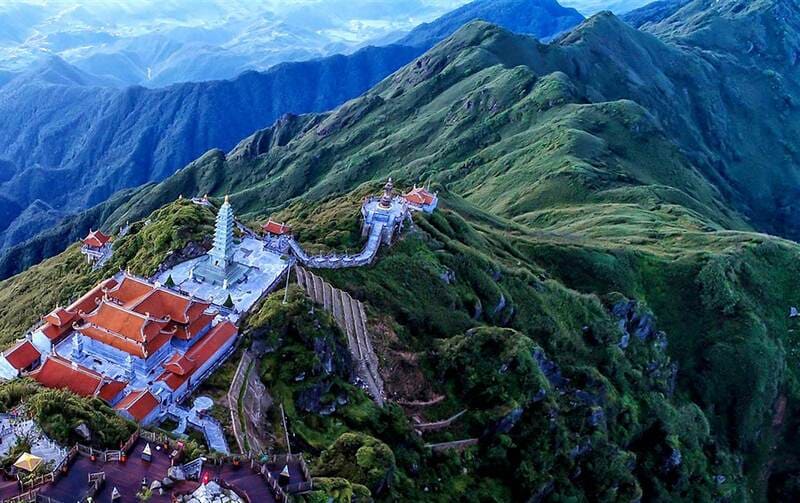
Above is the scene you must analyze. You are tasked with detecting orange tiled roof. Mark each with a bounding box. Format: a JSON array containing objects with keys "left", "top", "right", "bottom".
[
  {"left": 31, "top": 356, "right": 126, "bottom": 402},
  {"left": 83, "top": 301, "right": 165, "bottom": 341},
  {"left": 159, "top": 321, "right": 237, "bottom": 390},
  {"left": 40, "top": 278, "right": 117, "bottom": 342},
  {"left": 98, "top": 379, "right": 128, "bottom": 403},
  {"left": 111, "top": 275, "right": 212, "bottom": 321},
  {"left": 41, "top": 323, "right": 72, "bottom": 342},
  {"left": 82, "top": 230, "right": 110, "bottom": 248},
  {"left": 262, "top": 220, "right": 291, "bottom": 235},
  {"left": 403, "top": 187, "right": 436, "bottom": 206},
  {"left": 163, "top": 353, "right": 195, "bottom": 376},
  {"left": 3, "top": 341, "right": 40, "bottom": 370},
  {"left": 44, "top": 308, "right": 75, "bottom": 328},
  {"left": 75, "top": 324, "right": 171, "bottom": 359},
  {"left": 42, "top": 274, "right": 215, "bottom": 358},
  {"left": 114, "top": 389, "right": 160, "bottom": 422},
  {"left": 104, "top": 275, "right": 153, "bottom": 305}
]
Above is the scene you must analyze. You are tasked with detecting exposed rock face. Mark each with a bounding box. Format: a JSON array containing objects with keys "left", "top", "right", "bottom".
[
  {"left": 533, "top": 348, "right": 567, "bottom": 389},
  {"left": 74, "top": 423, "right": 92, "bottom": 442},
  {"left": 154, "top": 240, "right": 211, "bottom": 277},
  {"left": 613, "top": 300, "right": 667, "bottom": 348}
]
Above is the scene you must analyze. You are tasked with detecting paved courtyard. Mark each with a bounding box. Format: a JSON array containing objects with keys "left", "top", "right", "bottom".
[
  {"left": 0, "top": 413, "right": 68, "bottom": 468},
  {"left": 156, "top": 237, "right": 289, "bottom": 315}
]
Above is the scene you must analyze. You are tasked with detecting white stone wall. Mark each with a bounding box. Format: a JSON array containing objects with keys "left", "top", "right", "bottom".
[
  {"left": 0, "top": 357, "right": 18, "bottom": 380},
  {"left": 31, "top": 329, "right": 53, "bottom": 356}
]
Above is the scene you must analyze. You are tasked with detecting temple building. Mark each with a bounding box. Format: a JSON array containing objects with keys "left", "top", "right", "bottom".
[
  {"left": 80, "top": 229, "right": 111, "bottom": 264},
  {"left": 0, "top": 340, "right": 41, "bottom": 379},
  {"left": 26, "top": 273, "right": 238, "bottom": 425},
  {"left": 262, "top": 220, "right": 291, "bottom": 237},
  {"left": 361, "top": 178, "right": 408, "bottom": 245},
  {"left": 403, "top": 185, "right": 438, "bottom": 213}
]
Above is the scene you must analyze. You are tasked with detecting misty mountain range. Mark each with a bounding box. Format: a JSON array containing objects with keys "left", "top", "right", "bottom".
[{"left": 0, "top": 0, "right": 584, "bottom": 261}]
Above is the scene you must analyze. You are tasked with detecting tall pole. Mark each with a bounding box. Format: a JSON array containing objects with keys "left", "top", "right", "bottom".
[
  {"left": 280, "top": 403, "right": 291, "bottom": 455},
  {"left": 282, "top": 262, "right": 292, "bottom": 304}
]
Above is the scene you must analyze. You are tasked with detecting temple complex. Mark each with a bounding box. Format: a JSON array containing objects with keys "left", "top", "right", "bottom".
[
  {"left": 157, "top": 197, "right": 290, "bottom": 314},
  {"left": 403, "top": 185, "right": 438, "bottom": 213},
  {"left": 19, "top": 272, "right": 238, "bottom": 426}
]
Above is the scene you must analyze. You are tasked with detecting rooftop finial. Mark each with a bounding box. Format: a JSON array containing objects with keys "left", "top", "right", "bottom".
[{"left": 224, "top": 194, "right": 229, "bottom": 204}]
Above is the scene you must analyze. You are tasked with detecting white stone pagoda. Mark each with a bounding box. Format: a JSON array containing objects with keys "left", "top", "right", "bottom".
[{"left": 192, "top": 195, "right": 247, "bottom": 288}]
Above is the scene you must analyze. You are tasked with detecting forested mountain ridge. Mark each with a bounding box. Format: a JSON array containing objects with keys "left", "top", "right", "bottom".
[{"left": 0, "top": 0, "right": 584, "bottom": 257}]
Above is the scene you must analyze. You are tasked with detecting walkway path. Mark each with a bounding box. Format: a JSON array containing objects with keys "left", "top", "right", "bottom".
[
  {"left": 425, "top": 438, "right": 479, "bottom": 452},
  {"left": 414, "top": 409, "right": 467, "bottom": 432},
  {"left": 165, "top": 404, "right": 229, "bottom": 455},
  {"left": 286, "top": 222, "right": 385, "bottom": 269}
]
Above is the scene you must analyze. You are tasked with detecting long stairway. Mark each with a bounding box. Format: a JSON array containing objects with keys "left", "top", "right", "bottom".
[{"left": 295, "top": 266, "right": 384, "bottom": 405}]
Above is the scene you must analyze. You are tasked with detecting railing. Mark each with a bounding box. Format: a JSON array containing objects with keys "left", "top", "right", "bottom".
[
  {"left": 86, "top": 471, "right": 105, "bottom": 499},
  {"left": 35, "top": 495, "right": 65, "bottom": 503},
  {"left": 227, "top": 351, "right": 253, "bottom": 454},
  {"left": 3, "top": 487, "right": 40, "bottom": 503}
]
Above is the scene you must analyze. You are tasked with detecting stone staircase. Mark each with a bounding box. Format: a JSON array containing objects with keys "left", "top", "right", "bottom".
[{"left": 295, "top": 266, "right": 384, "bottom": 405}]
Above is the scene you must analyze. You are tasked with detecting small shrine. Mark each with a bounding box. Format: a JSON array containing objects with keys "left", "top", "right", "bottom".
[
  {"left": 80, "top": 229, "right": 112, "bottom": 264},
  {"left": 361, "top": 178, "right": 408, "bottom": 245}
]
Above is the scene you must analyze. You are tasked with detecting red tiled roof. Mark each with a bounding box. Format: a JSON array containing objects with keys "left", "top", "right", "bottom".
[
  {"left": 3, "top": 341, "right": 40, "bottom": 370},
  {"left": 105, "top": 275, "right": 153, "bottom": 305},
  {"left": 159, "top": 321, "right": 237, "bottom": 391},
  {"left": 41, "top": 323, "right": 72, "bottom": 342},
  {"left": 82, "top": 230, "right": 110, "bottom": 248},
  {"left": 262, "top": 220, "right": 291, "bottom": 235},
  {"left": 40, "top": 279, "right": 118, "bottom": 342},
  {"left": 403, "top": 187, "right": 436, "bottom": 206},
  {"left": 114, "top": 390, "right": 160, "bottom": 422},
  {"left": 163, "top": 353, "right": 195, "bottom": 376},
  {"left": 98, "top": 380, "right": 128, "bottom": 403},
  {"left": 42, "top": 274, "right": 215, "bottom": 358},
  {"left": 44, "top": 308, "right": 75, "bottom": 328},
  {"left": 75, "top": 324, "right": 171, "bottom": 359},
  {"left": 31, "top": 356, "right": 126, "bottom": 403}
]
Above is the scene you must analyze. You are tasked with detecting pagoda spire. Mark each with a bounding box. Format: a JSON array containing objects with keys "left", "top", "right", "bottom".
[
  {"left": 379, "top": 177, "right": 394, "bottom": 208},
  {"left": 209, "top": 195, "right": 235, "bottom": 271}
]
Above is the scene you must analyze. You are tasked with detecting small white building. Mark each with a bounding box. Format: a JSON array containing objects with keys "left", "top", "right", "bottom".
[
  {"left": 80, "top": 229, "right": 112, "bottom": 264},
  {"left": 402, "top": 185, "right": 438, "bottom": 213},
  {"left": 0, "top": 340, "right": 41, "bottom": 380}
]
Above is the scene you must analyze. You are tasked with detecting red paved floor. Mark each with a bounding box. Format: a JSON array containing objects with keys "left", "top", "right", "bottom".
[
  {"left": 0, "top": 479, "right": 22, "bottom": 501},
  {"left": 41, "top": 440, "right": 192, "bottom": 502},
  {"left": 0, "top": 439, "right": 308, "bottom": 502},
  {"left": 30, "top": 440, "right": 290, "bottom": 503}
]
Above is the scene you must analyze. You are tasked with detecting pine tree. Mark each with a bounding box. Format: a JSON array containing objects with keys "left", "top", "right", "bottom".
[
  {"left": 223, "top": 294, "right": 234, "bottom": 309},
  {"left": 164, "top": 275, "right": 175, "bottom": 288}
]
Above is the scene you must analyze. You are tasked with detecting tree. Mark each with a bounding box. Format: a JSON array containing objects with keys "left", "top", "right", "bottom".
[
  {"left": 223, "top": 294, "right": 235, "bottom": 309},
  {"left": 164, "top": 275, "right": 175, "bottom": 288},
  {"left": 315, "top": 433, "right": 396, "bottom": 494}
]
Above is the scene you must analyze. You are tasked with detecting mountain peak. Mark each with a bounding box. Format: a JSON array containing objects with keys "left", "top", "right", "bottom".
[
  {"left": 16, "top": 54, "right": 115, "bottom": 87},
  {"left": 397, "top": 0, "right": 583, "bottom": 48}
]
